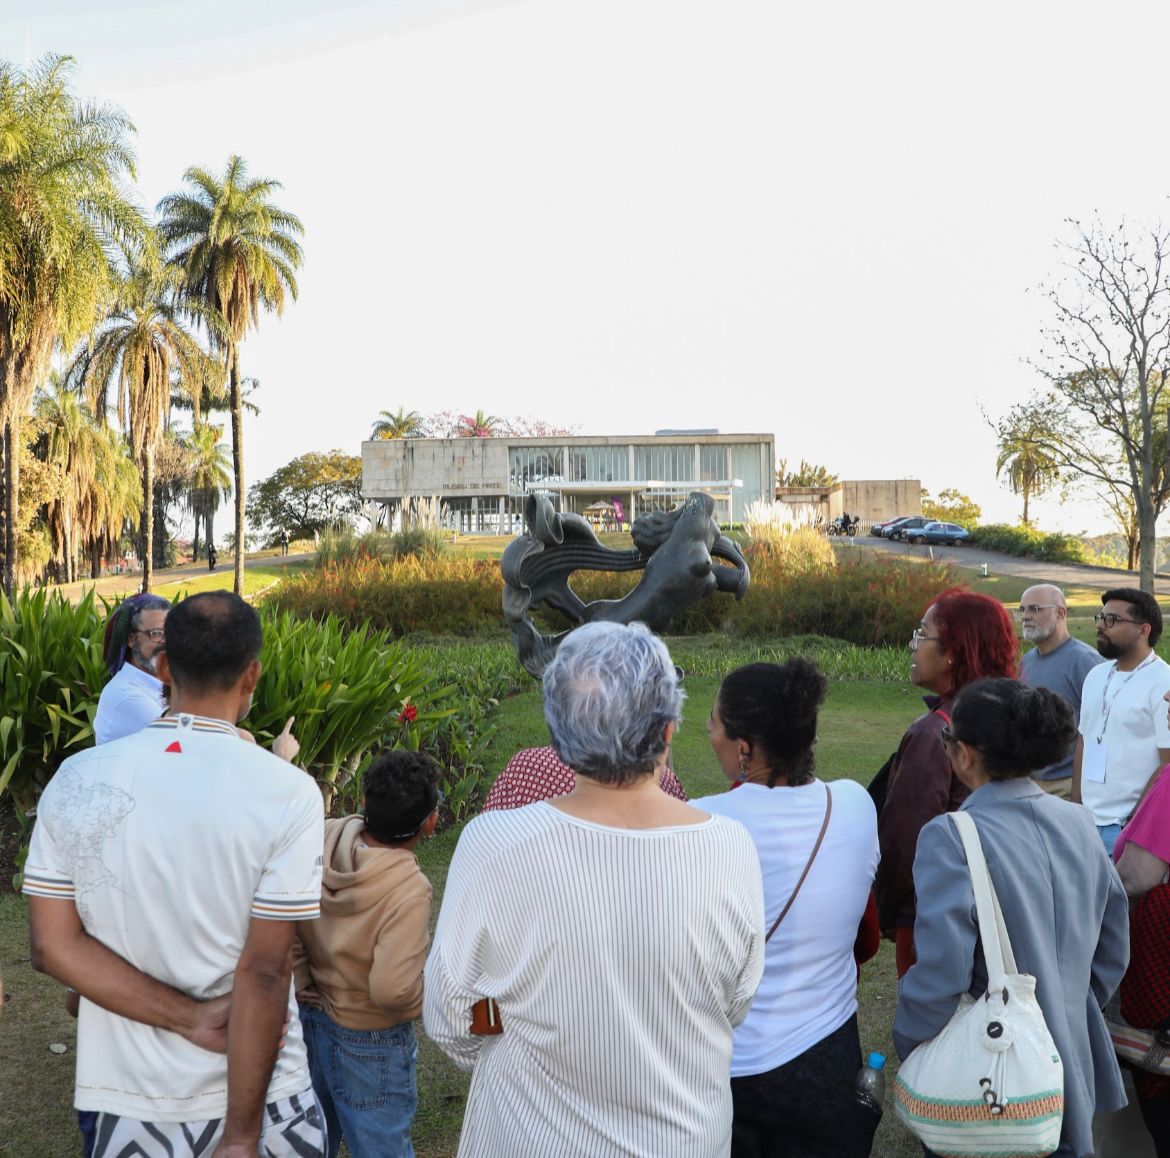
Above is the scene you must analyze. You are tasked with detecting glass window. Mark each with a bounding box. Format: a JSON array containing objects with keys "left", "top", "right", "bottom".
[
  {"left": 508, "top": 447, "right": 564, "bottom": 492},
  {"left": 635, "top": 444, "right": 693, "bottom": 481},
  {"left": 567, "top": 445, "right": 628, "bottom": 483},
  {"left": 700, "top": 445, "right": 727, "bottom": 481}
]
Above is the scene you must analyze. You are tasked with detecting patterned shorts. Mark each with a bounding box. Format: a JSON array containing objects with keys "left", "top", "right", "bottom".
[{"left": 89, "top": 1089, "right": 326, "bottom": 1157}]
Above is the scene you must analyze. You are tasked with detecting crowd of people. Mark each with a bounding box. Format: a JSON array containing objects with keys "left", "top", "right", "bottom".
[{"left": 10, "top": 580, "right": 1170, "bottom": 1157}]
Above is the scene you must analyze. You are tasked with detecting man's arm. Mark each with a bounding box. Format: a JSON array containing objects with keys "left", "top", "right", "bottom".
[
  {"left": 1071, "top": 736, "right": 1084, "bottom": 804},
  {"left": 213, "top": 917, "right": 297, "bottom": 1157},
  {"left": 28, "top": 896, "right": 229, "bottom": 1051}
]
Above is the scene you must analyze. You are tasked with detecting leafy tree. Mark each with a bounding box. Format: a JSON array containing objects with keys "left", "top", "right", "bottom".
[
  {"left": 0, "top": 54, "right": 145, "bottom": 594},
  {"left": 994, "top": 405, "right": 1062, "bottom": 525},
  {"left": 921, "top": 488, "right": 982, "bottom": 528},
  {"left": 1027, "top": 215, "right": 1170, "bottom": 591},
  {"left": 454, "top": 409, "right": 501, "bottom": 438},
  {"left": 775, "top": 458, "right": 838, "bottom": 487},
  {"left": 183, "top": 423, "right": 232, "bottom": 561},
  {"left": 248, "top": 451, "right": 362, "bottom": 542},
  {"left": 371, "top": 407, "right": 422, "bottom": 440},
  {"left": 157, "top": 155, "right": 304, "bottom": 594},
  {"left": 68, "top": 246, "right": 212, "bottom": 591}
]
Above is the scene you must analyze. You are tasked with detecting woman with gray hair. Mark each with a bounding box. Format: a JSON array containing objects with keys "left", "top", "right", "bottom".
[{"left": 425, "top": 621, "right": 765, "bottom": 1158}]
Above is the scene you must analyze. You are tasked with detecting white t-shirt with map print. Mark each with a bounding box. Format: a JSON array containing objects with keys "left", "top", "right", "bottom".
[{"left": 23, "top": 713, "right": 324, "bottom": 1122}]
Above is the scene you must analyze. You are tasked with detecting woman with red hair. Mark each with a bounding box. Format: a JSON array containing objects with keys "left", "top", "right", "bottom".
[{"left": 875, "top": 587, "right": 1017, "bottom": 976}]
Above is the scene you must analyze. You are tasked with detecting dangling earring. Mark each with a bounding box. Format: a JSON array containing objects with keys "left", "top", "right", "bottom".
[{"left": 737, "top": 750, "right": 749, "bottom": 782}]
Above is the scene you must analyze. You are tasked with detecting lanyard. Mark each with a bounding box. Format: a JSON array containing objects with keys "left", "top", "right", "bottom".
[{"left": 1097, "top": 652, "right": 1156, "bottom": 743}]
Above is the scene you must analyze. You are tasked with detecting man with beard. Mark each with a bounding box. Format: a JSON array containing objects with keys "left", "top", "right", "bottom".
[
  {"left": 94, "top": 594, "right": 171, "bottom": 744},
  {"left": 1017, "top": 584, "right": 1104, "bottom": 799},
  {"left": 1074, "top": 586, "right": 1170, "bottom": 856}
]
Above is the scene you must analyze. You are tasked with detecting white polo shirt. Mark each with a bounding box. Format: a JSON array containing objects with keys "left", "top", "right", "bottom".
[
  {"left": 23, "top": 714, "right": 324, "bottom": 1121},
  {"left": 93, "top": 662, "right": 166, "bottom": 744},
  {"left": 1078, "top": 654, "right": 1170, "bottom": 826}
]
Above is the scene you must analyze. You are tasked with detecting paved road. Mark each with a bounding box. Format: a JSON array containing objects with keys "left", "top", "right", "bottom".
[{"left": 840, "top": 535, "right": 1170, "bottom": 596}]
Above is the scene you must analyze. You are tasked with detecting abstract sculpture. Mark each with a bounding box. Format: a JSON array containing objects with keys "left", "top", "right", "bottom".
[{"left": 502, "top": 491, "right": 750, "bottom": 676}]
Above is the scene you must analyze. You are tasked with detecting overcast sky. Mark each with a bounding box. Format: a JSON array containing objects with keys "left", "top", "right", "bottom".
[{"left": 6, "top": 0, "right": 1170, "bottom": 534}]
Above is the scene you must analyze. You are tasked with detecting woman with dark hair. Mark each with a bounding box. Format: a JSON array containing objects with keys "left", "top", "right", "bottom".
[
  {"left": 894, "top": 678, "right": 1129, "bottom": 1158},
  {"left": 694, "top": 659, "right": 880, "bottom": 1158},
  {"left": 876, "top": 587, "right": 1017, "bottom": 976}
]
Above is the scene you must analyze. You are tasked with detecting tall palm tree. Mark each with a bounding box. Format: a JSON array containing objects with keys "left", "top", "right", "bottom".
[
  {"left": 0, "top": 54, "right": 144, "bottom": 594},
  {"left": 371, "top": 407, "right": 422, "bottom": 440},
  {"left": 68, "top": 245, "right": 211, "bottom": 591},
  {"left": 995, "top": 409, "right": 1062, "bottom": 526},
  {"left": 455, "top": 409, "right": 500, "bottom": 437},
  {"left": 184, "top": 422, "right": 232, "bottom": 560},
  {"left": 156, "top": 155, "right": 304, "bottom": 594}
]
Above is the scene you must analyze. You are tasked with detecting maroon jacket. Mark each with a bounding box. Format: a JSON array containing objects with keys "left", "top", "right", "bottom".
[{"left": 875, "top": 696, "right": 968, "bottom": 932}]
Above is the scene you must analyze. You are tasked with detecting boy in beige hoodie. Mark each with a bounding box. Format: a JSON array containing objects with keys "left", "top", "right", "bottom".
[{"left": 294, "top": 749, "right": 441, "bottom": 1158}]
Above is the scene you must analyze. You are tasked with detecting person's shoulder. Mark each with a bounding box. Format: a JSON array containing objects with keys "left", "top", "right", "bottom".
[{"left": 826, "top": 776, "right": 877, "bottom": 815}]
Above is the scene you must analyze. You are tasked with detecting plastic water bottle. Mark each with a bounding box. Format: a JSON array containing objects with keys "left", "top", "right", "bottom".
[{"left": 855, "top": 1051, "right": 886, "bottom": 1115}]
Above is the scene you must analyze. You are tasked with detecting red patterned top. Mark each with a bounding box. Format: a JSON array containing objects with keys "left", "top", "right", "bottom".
[{"left": 482, "top": 747, "right": 688, "bottom": 812}]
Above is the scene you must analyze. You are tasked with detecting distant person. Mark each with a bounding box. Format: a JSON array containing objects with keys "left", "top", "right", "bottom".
[
  {"left": 207, "top": 542, "right": 218, "bottom": 571},
  {"left": 1016, "top": 583, "right": 1105, "bottom": 799},
  {"left": 424, "top": 621, "right": 764, "bottom": 1157},
  {"left": 280, "top": 529, "right": 290, "bottom": 556},
  {"left": 93, "top": 594, "right": 171, "bottom": 744},
  {"left": 1074, "top": 587, "right": 1170, "bottom": 856},
  {"left": 693, "top": 660, "right": 880, "bottom": 1157},
  {"left": 296, "top": 750, "right": 441, "bottom": 1158},
  {"left": 25, "top": 592, "right": 326, "bottom": 1157},
  {"left": 895, "top": 678, "right": 1128, "bottom": 1158},
  {"left": 876, "top": 587, "right": 1017, "bottom": 976}
]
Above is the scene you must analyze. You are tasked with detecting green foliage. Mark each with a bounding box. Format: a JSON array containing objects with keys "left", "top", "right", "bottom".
[
  {"left": 921, "top": 487, "right": 982, "bottom": 528},
  {"left": 995, "top": 404, "right": 1062, "bottom": 525},
  {"left": 775, "top": 458, "right": 838, "bottom": 487},
  {"left": 316, "top": 528, "right": 448, "bottom": 568},
  {"left": 0, "top": 590, "right": 107, "bottom": 814},
  {"left": 248, "top": 450, "right": 363, "bottom": 542},
  {"left": 967, "top": 523, "right": 1085, "bottom": 563}
]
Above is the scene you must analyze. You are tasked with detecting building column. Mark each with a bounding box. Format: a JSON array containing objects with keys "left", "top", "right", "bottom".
[{"left": 498, "top": 495, "right": 506, "bottom": 535}]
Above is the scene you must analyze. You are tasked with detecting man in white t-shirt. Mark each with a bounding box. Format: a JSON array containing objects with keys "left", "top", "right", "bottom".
[
  {"left": 25, "top": 592, "right": 326, "bottom": 1158},
  {"left": 93, "top": 594, "right": 171, "bottom": 744},
  {"left": 1074, "top": 586, "right": 1170, "bottom": 857}
]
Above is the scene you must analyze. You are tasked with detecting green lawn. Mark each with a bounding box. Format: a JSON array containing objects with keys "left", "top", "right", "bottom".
[{"left": 0, "top": 674, "right": 925, "bottom": 1158}]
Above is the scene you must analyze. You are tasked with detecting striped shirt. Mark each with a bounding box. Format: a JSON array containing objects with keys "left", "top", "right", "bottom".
[
  {"left": 23, "top": 713, "right": 324, "bottom": 1121},
  {"left": 424, "top": 802, "right": 765, "bottom": 1157}
]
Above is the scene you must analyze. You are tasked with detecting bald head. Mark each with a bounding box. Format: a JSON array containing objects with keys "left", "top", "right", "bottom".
[{"left": 1019, "top": 584, "right": 1069, "bottom": 652}]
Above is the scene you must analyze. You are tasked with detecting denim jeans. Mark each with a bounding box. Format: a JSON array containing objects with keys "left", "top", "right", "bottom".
[{"left": 300, "top": 1005, "right": 417, "bottom": 1158}]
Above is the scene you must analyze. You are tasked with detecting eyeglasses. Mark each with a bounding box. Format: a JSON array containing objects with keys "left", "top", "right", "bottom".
[
  {"left": 939, "top": 725, "right": 961, "bottom": 748},
  {"left": 133, "top": 628, "right": 166, "bottom": 642},
  {"left": 377, "top": 789, "right": 446, "bottom": 842},
  {"left": 1014, "top": 604, "right": 1057, "bottom": 616},
  {"left": 1094, "top": 613, "right": 1141, "bottom": 628},
  {"left": 910, "top": 629, "right": 942, "bottom": 650}
]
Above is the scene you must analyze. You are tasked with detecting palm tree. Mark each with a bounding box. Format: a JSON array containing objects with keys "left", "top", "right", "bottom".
[
  {"left": 184, "top": 423, "right": 232, "bottom": 560},
  {"left": 157, "top": 155, "right": 304, "bottom": 594},
  {"left": 371, "top": 407, "right": 422, "bottom": 440},
  {"left": 0, "top": 54, "right": 144, "bottom": 594},
  {"left": 68, "top": 245, "right": 211, "bottom": 591},
  {"left": 995, "top": 408, "right": 1062, "bottom": 526},
  {"left": 455, "top": 409, "right": 500, "bottom": 438}
]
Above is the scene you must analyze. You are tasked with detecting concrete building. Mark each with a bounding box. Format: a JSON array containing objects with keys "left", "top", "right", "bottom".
[
  {"left": 774, "top": 479, "right": 921, "bottom": 527},
  {"left": 362, "top": 432, "right": 776, "bottom": 534}
]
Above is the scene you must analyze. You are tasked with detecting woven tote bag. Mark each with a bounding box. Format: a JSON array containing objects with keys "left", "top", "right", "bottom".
[{"left": 893, "top": 812, "right": 1064, "bottom": 1157}]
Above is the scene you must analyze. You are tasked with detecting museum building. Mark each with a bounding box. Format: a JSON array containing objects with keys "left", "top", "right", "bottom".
[{"left": 362, "top": 431, "right": 776, "bottom": 534}]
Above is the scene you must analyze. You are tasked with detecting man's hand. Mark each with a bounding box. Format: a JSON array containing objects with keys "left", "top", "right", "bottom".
[
  {"left": 296, "top": 984, "right": 324, "bottom": 1010},
  {"left": 272, "top": 717, "right": 299, "bottom": 764},
  {"left": 187, "top": 994, "right": 232, "bottom": 1054}
]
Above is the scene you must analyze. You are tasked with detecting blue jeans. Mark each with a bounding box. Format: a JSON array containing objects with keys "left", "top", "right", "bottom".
[
  {"left": 1098, "top": 822, "right": 1123, "bottom": 859},
  {"left": 300, "top": 1005, "right": 417, "bottom": 1158}
]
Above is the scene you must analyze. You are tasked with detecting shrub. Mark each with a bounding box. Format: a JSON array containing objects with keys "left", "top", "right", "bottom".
[{"left": 968, "top": 524, "right": 1085, "bottom": 563}]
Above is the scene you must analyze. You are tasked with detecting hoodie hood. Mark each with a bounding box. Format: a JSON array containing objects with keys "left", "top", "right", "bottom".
[{"left": 321, "top": 815, "right": 422, "bottom": 918}]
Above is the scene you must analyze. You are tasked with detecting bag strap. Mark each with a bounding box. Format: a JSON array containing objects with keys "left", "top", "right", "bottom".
[
  {"left": 765, "top": 783, "right": 833, "bottom": 943},
  {"left": 948, "top": 811, "right": 1017, "bottom": 988}
]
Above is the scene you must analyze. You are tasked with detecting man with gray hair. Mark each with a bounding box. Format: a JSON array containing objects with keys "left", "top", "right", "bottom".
[{"left": 1016, "top": 583, "right": 1104, "bottom": 799}]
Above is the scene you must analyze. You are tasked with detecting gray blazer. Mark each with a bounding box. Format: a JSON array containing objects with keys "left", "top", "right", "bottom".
[{"left": 893, "top": 777, "right": 1129, "bottom": 1158}]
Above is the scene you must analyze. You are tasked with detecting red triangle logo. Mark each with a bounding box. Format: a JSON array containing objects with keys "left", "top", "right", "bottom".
[{"left": 165, "top": 741, "right": 182, "bottom": 753}]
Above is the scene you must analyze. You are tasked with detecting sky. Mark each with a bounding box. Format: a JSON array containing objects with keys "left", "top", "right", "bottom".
[{"left": 6, "top": 0, "right": 1170, "bottom": 535}]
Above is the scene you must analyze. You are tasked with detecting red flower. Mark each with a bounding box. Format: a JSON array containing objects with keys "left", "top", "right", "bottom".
[{"left": 398, "top": 703, "right": 418, "bottom": 724}]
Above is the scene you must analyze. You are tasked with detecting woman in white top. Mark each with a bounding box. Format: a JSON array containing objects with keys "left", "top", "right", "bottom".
[
  {"left": 694, "top": 659, "right": 880, "bottom": 1158},
  {"left": 424, "top": 622, "right": 766, "bottom": 1158}
]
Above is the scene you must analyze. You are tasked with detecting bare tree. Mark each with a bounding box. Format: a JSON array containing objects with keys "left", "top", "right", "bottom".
[{"left": 1030, "top": 216, "right": 1170, "bottom": 590}]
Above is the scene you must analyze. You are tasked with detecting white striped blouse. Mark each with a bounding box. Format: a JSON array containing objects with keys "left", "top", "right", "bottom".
[{"left": 424, "top": 801, "right": 765, "bottom": 1157}]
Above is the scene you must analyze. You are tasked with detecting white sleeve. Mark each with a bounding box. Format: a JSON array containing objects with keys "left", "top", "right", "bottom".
[
  {"left": 251, "top": 778, "right": 324, "bottom": 921},
  {"left": 20, "top": 777, "right": 76, "bottom": 903}
]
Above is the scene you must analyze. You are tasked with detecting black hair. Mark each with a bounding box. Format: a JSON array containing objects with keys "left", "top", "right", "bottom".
[
  {"left": 163, "top": 592, "right": 263, "bottom": 692},
  {"left": 1102, "top": 587, "right": 1163, "bottom": 646},
  {"left": 717, "top": 658, "right": 828, "bottom": 788},
  {"left": 950, "top": 678, "right": 1078, "bottom": 780},
  {"left": 363, "top": 749, "right": 442, "bottom": 842},
  {"left": 102, "top": 593, "right": 172, "bottom": 675}
]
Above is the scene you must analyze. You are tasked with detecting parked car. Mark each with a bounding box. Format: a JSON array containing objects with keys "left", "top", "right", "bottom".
[
  {"left": 887, "top": 516, "right": 932, "bottom": 541},
  {"left": 875, "top": 516, "right": 914, "bottom": 538},
  {"left": 907, "top": 521, "right": 970, "bottom": 546},
  {"left": 870, "top": 519, "right": 900, "bottom": 537}
]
